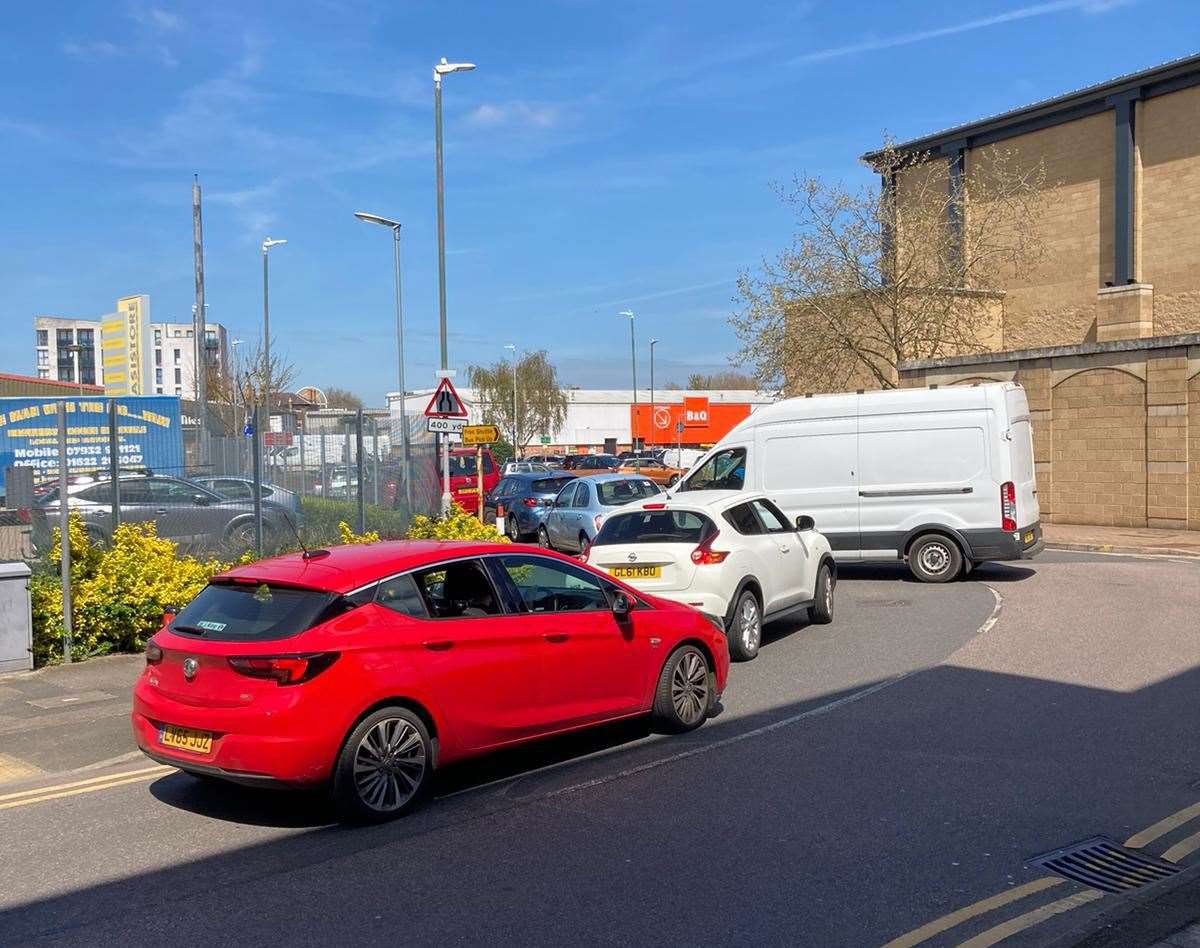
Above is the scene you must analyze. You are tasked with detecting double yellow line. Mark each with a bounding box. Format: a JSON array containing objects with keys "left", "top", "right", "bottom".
[
  {"left": 0, "top": 765, "right": 174, "bottom": 811},
  {"left": 883, "top": 798, "right": 1200, "bottom": 947}
]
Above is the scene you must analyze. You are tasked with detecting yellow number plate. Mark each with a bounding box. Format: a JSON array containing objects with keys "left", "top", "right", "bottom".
[
  {"left": 458, "top": 487, "right": 478, "bottom": 494},
  {"left": 159, "top": 725, "right": 213, "bottom": 754},
  {"left": 1023, "top": 531, "right": 1034, "bottom": 544},
  {"left": 609, "top": 565, "right": 662, "bottom": 580}
]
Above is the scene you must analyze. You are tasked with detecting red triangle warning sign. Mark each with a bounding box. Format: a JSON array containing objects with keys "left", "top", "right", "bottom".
[{"left": 424, "top": 377, "right": 469, "bottom": 418}]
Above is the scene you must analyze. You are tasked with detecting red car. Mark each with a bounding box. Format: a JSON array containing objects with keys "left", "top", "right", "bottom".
[
  {"left": 446, "top": 448, "right": 498, "bottom": 514},
  {"left": 132, "top": 540, "right": 729, "bottom": 822}
]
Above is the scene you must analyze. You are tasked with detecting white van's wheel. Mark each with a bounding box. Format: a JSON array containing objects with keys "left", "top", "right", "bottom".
[{"left": 908, "top": 534, "right": 962, "bottom": 584}]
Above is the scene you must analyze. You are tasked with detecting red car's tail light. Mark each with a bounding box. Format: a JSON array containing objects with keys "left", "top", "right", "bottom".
[
  {"left": 1001, "top": 481, "right": 1017, "bottom": 531},
  {"left": 145, "top": 640, "right": 163, "bottom": 665},
  {"left": 228, "top": 652, "right": 339, "bottom": 685},
  {"left": 691, "top": 530, "right": 729, "bottom": 565}
]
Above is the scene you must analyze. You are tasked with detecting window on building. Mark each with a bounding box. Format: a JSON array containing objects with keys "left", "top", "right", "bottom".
[
  {"left": 36, "top": 329, "right": 48, "bottom": 347},
  {"left": 174, "top": 349, "right": 181, "bottom": 364},
  {"left": 154, "top": 350, "right": 162, "bottom": 366},
  {"left": 174, "top": 368, "right": 182, "bottom": 384},
  {"left": 56, "top": 328, "right": 73, "bottom": 348},
  {"left": 77, "top": 329, "right": 94, "bottom": 348},
  {"left": 156, "top": 386, "right": 163, "bottom": 394},
  {"left": 154, "top": 329, "right": 162, "bottom": 343},
  {"left": 186, "top": 329, "right": 193, "bottom": 337},
  {"left": 155, "top": 368, "right": 163, "bottom": 384},
  {"left": 38, "top": 369, "right": 49, "bottom": 379},
  {"left": 37, "top": 350, "right": 48, "bottom": 367},
  {"left": 174, "top": 386, "right": 182, "bottom": 396}
]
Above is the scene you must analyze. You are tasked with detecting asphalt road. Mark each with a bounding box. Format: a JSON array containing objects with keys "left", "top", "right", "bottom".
[{"left": 1, "top": 551, "right": 1198, "bottom": 947}]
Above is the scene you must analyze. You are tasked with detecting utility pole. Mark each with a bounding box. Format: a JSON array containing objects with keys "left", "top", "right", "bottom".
[{"left": 192, "top": 175, "right": 208, "bottom": 472}]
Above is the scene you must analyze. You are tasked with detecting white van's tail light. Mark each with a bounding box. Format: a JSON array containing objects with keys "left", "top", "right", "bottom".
[
  {"left": 1001, "top": 481, "right": 1017, "bottom": 531},
  {"left": 691, "top": 530, "right": 729, "bottom": 565}
]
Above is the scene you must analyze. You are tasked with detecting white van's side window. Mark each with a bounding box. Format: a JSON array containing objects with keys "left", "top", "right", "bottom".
[
  {"left": 859, "top": 427, "right": 986, "bottom": 487},
  {"left": 763, "top": 433, "right": 856, "bottom": 492},
  {"left": 681, "top": 447, "right": 746, "bottom": 491}
]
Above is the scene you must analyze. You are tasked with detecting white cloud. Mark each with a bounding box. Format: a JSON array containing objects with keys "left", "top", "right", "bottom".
[
  {"left": 467, "top": 101, "right": 562, "bottom": 130},
  {"left": 790, "top": 0, "right": 1134, "bottom": 65},
  {"left": 130, "top": 6, "right": 184, "bottom": 31},
  {"left": 62, "top": 39, "right": 125, "bottom": 59}
]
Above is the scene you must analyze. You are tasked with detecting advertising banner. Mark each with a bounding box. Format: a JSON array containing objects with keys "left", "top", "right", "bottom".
[
  {"left": 101, "top": 295, "right": 150, "bottom": 396},
  {"left": 0, "top": 396, "right": 184, "bottom": 492}
]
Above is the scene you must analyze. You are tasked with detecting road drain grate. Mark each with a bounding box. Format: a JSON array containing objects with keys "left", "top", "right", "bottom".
[{"left": 1032, "top": 836, "right": 1181, "bottom": 894}]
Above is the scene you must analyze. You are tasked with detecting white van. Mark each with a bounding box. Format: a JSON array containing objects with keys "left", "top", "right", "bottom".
[{"left": 674, "top": 382, "right": 1042, "bottom": 582}]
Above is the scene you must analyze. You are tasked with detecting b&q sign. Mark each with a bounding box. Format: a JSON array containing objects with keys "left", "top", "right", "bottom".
[{"left": 683, "top": 396, "right": 709, "bottom": 427}]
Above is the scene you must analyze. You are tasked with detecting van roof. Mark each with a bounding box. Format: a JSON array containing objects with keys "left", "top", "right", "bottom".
[{"left": 725, "top": 382, "right": 1020, "bottom": 437}]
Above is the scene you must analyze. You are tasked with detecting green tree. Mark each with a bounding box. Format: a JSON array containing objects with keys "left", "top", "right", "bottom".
[
  {"left": 468, "top": 351, "right": 568, "bottom": 456},
  {"left": 685, "top": 370, "right": 758, "bottom": 390}
]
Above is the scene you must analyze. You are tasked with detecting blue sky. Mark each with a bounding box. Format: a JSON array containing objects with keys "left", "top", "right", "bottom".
[{"left": 1, "top": 0, "right": 1196, "bottom": 402}]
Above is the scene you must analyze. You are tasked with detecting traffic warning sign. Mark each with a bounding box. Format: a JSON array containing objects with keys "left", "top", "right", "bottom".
[{"left": 424, "top": 376, "right": 469, "bottom": 418}]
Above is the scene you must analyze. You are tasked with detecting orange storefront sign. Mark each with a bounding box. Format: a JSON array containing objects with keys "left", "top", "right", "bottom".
[{"left": 630, "top": 401, "right": 753, "bottom": 444}]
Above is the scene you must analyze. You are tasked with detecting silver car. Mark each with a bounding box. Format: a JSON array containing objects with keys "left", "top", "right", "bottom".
[{"left": 539, "top": 473, "right": 662, "bottom": 553}]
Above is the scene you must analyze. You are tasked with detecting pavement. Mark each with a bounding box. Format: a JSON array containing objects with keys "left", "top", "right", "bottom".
[
  {"left": 1042, "top": 522, "right": 1200, "bottom": 557},
  {"left": 0, "top": 549, "right": 1198, "bottom": 946}
]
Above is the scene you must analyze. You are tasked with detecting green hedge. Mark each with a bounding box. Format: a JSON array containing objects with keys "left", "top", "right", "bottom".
[{"left": 299, "top": 497, "right": 408, "bottom": 546}]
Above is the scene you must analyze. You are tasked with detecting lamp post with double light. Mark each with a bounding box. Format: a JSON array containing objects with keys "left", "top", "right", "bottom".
[
  {"left": 504, "top": 344, "right": 518, "bottom": 457},
  {"left": 617, "top": 310, "right": 637, "bottom": 450},
  {"left": 259, "top": 236, "right": 287, "bottom": 551},
  {"left": 649, "top": 338, "right": 658, "bottom": 450}
]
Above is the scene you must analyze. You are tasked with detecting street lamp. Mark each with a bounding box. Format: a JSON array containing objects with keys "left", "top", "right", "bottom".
[
  {"left": 504, "top": 344, "right": 518, "bottom": 458},
  {"left": 434, "top": 56, "right": 475, "bottom": 516},
  {"left": 354, "top": 211, "right": 414, "bottom": 516},
  {"left": 259, "top": 236, "right": 287, "bottom": 552},
  {"left": 649, "top": 338, "right": 658, "bottom": 450},
  {"left": 617, "top": 311, "right": 637, "bottom": 450}
]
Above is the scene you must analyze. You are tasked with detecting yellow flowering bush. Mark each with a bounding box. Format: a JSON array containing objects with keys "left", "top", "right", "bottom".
[
  {"left": 338, "top": 521, "right": 381, "bottom": 545},
  {"left": 32, "top": 514, "right": 229, "bottom": 665},
  {"left": 405, "top": 509, "right": 511, "bottom": 543}
]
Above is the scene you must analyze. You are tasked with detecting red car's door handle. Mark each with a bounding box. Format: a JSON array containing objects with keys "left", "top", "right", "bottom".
[
  {"left": 543, "top": 633, "right": 569, "bottom": 644},
  {"left": 422, "top": 640, "right": 454, "bottom": 651}
]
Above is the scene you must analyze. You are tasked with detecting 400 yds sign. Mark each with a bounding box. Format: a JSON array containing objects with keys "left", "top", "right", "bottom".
[{"left": 0, "top": 396, "right": 184, "bottom": 491}]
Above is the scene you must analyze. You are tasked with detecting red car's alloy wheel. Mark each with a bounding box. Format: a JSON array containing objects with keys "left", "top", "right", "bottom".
[
  {"left": 334, "top": 707, "right": 432, "bottom": 821},
  {"left": 670, "top": 651, "right": 709, "bottom": 726}
]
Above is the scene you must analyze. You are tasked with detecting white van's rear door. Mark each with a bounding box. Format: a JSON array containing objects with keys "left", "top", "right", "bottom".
[{"left": 1005, "top": 388, "right": 1040, "bottom": 525}]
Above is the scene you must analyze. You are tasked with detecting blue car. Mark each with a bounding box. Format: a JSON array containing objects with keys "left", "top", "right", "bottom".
[
  {"left": 482, "top": 471, "right": 578, "bottom": 540},
  {"left": 540, "top": 473, "right": 662, "bottom": 553}
]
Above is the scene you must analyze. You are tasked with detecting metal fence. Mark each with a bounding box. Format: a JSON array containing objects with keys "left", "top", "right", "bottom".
[{"left": 3, "top": 400, "right": 441, "bottom": 565}]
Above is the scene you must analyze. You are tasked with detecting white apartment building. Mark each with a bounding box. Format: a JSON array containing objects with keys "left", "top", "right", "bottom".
[{"left": 33, "top": 315, "right": 229, "bottom": 399}]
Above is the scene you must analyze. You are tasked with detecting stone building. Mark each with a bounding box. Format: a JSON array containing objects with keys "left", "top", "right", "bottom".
[{"left": 886, "top": 55, "right": 1200, "bottom": 530}]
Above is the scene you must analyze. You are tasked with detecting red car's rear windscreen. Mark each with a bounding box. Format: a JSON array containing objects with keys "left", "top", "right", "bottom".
[{"left": 169, "top": 582, "right": 340, "bottom": 642}]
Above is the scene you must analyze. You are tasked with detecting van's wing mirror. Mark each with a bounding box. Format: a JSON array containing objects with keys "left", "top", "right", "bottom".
[{"left": 795, "top": 514, "right": 815, "bottom": 532}]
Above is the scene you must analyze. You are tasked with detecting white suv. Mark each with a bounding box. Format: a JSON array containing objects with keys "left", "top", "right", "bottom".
[{"left": 584, "top": 490, "right": 835, "bottom": 661}]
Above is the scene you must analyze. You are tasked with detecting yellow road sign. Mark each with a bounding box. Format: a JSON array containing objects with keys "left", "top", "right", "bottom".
[{"left": 462, "top": 424, "right": 499, "bottom": 446}]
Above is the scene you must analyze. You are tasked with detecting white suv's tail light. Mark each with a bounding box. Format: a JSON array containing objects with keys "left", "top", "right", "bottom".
[
  {"left": 1001, "top": 481, "right": 1017, "bottom": 532},
  {"left": 690, "top": 529, "right": 729, "bottom": 565}
]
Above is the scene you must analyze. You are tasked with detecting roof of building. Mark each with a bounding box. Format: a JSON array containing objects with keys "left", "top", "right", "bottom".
[
  {"left": 0, "top": 372, "right": 104, "bottom": 395},
  {"left": 864, "top": 51, "right": 1200, "bottom": 165}
]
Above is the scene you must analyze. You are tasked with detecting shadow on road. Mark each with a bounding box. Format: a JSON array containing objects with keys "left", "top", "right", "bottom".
[{"left": 836, "top": 560, "right": 1037, "bottom": 584}]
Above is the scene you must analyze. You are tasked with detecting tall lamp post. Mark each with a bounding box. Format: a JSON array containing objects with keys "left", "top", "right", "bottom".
[
  {"left": 504, "top": 344, "right": 518, "bottom": 457},
  {"left": 433, "top": 55, "right": 475, "bottom": 516},
  {"left": 617, "top": 310, "right": 637, "bottom": 450},
  {"left": 259, "top": 236, "right": 287, "bottom": 551},
  {"left": 354, "top": 211, "right": 414, "bottom": 517},
  {"left": 649, "top": 338, "right": 658, "bottom": 450}
]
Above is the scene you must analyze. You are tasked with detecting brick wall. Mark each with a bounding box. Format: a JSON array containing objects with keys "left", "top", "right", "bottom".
[{"left": 900, "top": 334, "right": 1200, "bottom": 530}]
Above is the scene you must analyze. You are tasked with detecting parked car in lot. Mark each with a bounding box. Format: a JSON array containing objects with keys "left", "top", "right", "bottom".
[
  {"left": 133, "top": 540, "right": 730, "bottom": 822},
  {"left": 501, "top": 461, "right": 552, "bottom": 476},
  {"left": 573, "top": 455, "right": 623, "bottom": 475},
  {"left": 585, "top": 491, "right": 835, "bottom": 662},
  {"left": 560, "top": 454, "right": 589, "bottom": 470},
  {"left": 676, "top": 382, "right": 1041, "bottom": 582},
  {"left": 616, "top": 457, "right": 686, "bottom": 487},
  {"left": 191, "top": 476, "right": 302, "bottom": 517},
  {"left": 447, "top": 448, "right": 499, "bottom": 512},
  {"left": 540, "top": 474, "right": 662, "bottom": 553},
  {"left": 32, "top": 473, "right": 298, "bottom": 554},
  {"left": 524, "top": 455, "right": 564, "bottom": 469},
  {"left": 483, "top": 471, "right": 577, "bottom": 539}
]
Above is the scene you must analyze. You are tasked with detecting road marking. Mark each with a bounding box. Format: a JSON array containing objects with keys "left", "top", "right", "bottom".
[
  {"left": 0, "top": 752, "right": 44, "bottom": 783},
  {"left": 955, "top": 889, "right": 1105, "bottom": 947},
  {"left": 549, "top": 674, "right": 908, "bottom": 798},
  {"left": 0, "top": 765, "right": 172, "bottom": 809},
  {"left": 1163, "top": 829, "right": 1200, "bottom": 864},
  {"left": 1124, "top": 801, "right": 1200, "bottom": 848},
  {"left": 881, "top": 878, "right": 1064, "bottom": 948}
]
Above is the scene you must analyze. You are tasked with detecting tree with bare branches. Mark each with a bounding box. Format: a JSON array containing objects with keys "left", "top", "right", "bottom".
[{"left": 732, "top": 141, "right": 1053, "bottom": 393}]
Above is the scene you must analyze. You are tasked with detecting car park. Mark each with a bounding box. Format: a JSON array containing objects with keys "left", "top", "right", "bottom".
[
  {"left": 191, "top": 476, "right": 303, "bottom": 517},
  {"left": 675, "top": 382, "right": 1041, "bottom": 582},
  {"left": 585, "top": 491, "right": 835, "bottom": 662},
  {"left": 483, "top": 471, "right": 577, "bottom": 539},
  {"left": 616, "top": 457, "right": 686, "bottom": 487},
  {"left": 133, "top": 540, "right": 729, "bottom": 822},
  {"left": 31, "top": 473, "right": 298, "bottom": 554},
  {"left": 540, "top": 473, "right": 662, "bottom": 553}
]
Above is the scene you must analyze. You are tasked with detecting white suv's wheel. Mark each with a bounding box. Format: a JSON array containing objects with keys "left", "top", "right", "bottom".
[{"left": 725, "top": 588, "right": 762, "bottom": 662}]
